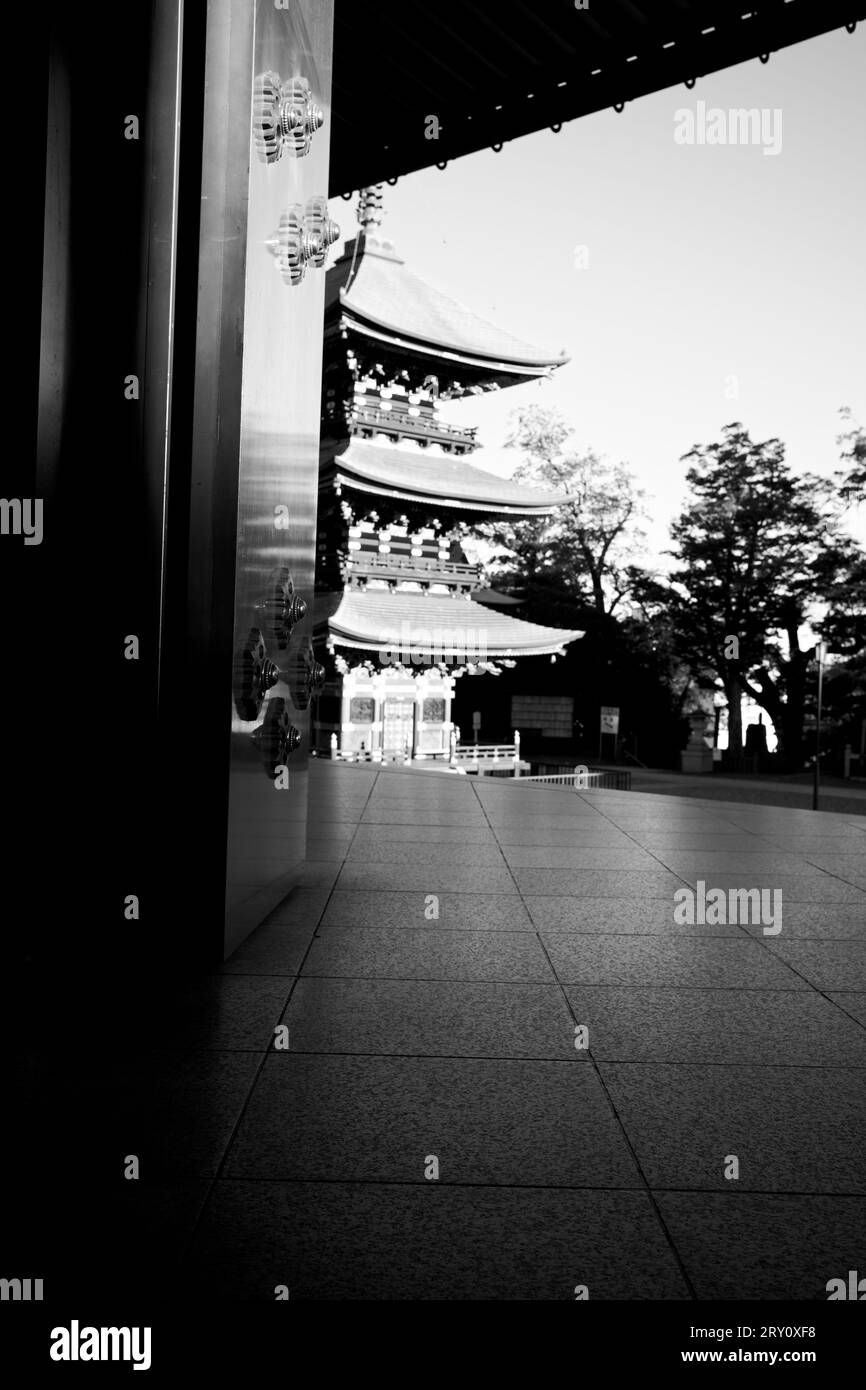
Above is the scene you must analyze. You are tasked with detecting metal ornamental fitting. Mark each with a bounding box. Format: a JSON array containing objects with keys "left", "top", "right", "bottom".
[
  {"left": 258, "top": 568, "right": 307, "bottom": 649},
  {"left": 289, "top": 636, "right": 326, "bottom": 710},
  {"left": 251, "top": 697, "right": 302, "bottom": 777},
  {"left": 266, "top": 205, "right": 313, "bottom": 286},
  {"left": 253, "top": 72, "right": 324, "bottom": 162},
  {"left": 303, "top": 195, "right": 340, "bottom": 269},
  {"left": 266, "top": 197, "right": 340, "bottom": 285},
  {"left": 235, "top": 628, "right": 283, "bottom": 722},
  {"left": 265, "top": 701, "right": 302, "bottom": 756}
]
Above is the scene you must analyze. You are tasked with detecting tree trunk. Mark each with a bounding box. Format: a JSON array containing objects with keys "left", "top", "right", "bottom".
[
  {"left": 744, "top": 670, "right": 784, "bottom": 763},
  {"left": 744, "top": 637, "right": 811, "bottom": 771},
  {"left": 588, "top": 562, "right": 606, "bottom": 615},
  {"left": 725, "top": 673, "right": 744, "bottom": 753},
  {"left": 778, "top": 654, "right": 810, "bottom": 771}
]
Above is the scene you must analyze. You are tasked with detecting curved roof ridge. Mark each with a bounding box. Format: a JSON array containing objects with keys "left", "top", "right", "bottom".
[
  {"left": 329, "top": 235, "right": 569, "bottom": 371},
  {"left": 323, "top": 439, "right": 571, "bottom": 516},
  {"left": 316, "top": 588, "right": 584, "bottom": 659}
]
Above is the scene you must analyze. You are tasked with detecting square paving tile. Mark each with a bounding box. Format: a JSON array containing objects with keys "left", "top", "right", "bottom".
[
  {"left": 525, "top": 896, "right": 743, "bottom": 935},
  {"left": 296, "top": 861, "right": 342, "bottom": 888},
  {"left": 763, "top": 941, "right": 866, "bottom": 991},
  {"left": 321, "top": 891, "right": 533, "bottom": 930},
  {"left": 827, "top": 993, "right": 866, "bottom": 1027},
  {"left": 351, "top": 823, "right": 498, "bottom": 845},
  {"left": 599, "top": 1063, "right": 866, "bottom": 1192},
  {"left": 303, "top": 927, "right": 554, "bottom": 982},
  {"left": 542, "top": 935, "right": 805, "bottom": 989},
  {"left": 337, "top": 863, "right": 516, "bottom": 893},
  {"left": 224, "top": 1055, "right": 632, "bottom": 1185},
  {"left": 501, "top": 846, "right": 662, "bottom": 870},
  {"left": 182, "top": 1182, "right": 690, "bottom": 1299},
  {"left": 361, "top": 810, "right": 488, "bottom": 826},
  {"left": 655, "top": 1192, "right": 866, "bottom": 1300},
  {"left": 630, "top": 834, "right": 776, "bottom": 850},
  {"left": 366, "top": 802, "right": 481, "bottom": 818},
  {"left": 798, "top": 849, "right": 866, "bottom": 869},
  {"left": 345, "top": 841, "right": 505, "bottom": 867},
  {"left": 765, "top": 834, "right": 866, "bottom": 850},
  {"left": 220, "top": 922, "right": 314, "bottom": 976},
  {"left": 263, "top": 888, "right": 330, "bottom": 927},
  {"left": 738, "top": 903, "right": 866, "bottom": 939},
  {"left": 304, "top": 820, "right": 363, "bottom": 838},
  {"left": 282, "top": 977, "right": 576, "bottom": 1058},
  {"left": 604, "top": 818, "right": 742, "bottom": 833},
  {"left": 308, "top": 787, "right": 362, "bottom": 811},
  {"left": 493, "top": 826, "right": 635, "bottom": 847},
  {"left": 151, "top": 976, "right": 294, "bottom": 1051},
  {"left": 654, "top": 851, "right": 820, "bottom": 874},
  {"left": 305, "top": 837, "right": 353, "bottom": 862},
  {"left": 563, "top": 987, "right": 866, "bottom": 1064},
  {"left": 484, "top": 814, "right": 609, "bottom": 830},
  {"left": 666, "top": 872, "right": 866, "bottom": 903},
  {"left": 513, "top": 868, "right": 687, "bottom": 898}
]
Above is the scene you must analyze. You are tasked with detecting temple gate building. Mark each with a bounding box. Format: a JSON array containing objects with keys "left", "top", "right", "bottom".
[{"left": 312, "top": 188, "right": 583, "bottom": 763}]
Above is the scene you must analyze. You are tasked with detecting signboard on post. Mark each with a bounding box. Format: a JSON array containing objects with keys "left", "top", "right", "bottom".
[
  {"left": 600, "top": 707, "right": 620, "bottom": 735},
  {"left": 599, "top": 706, "right": 620, "bottom": 761}
]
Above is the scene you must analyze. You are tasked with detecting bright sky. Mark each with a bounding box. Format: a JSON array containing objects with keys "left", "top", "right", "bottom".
[{"left": 333, "top": 24, "right": 866, "bottom": 569}]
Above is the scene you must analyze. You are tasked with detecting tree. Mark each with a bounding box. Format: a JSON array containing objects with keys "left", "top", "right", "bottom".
[
  {"left": 837, "top": 407, "right": 866, "bottom": 503},
  {"left": 483, "top": 405, "right": 649, "bottom": 617},
  {"left": 625, "top": 568, "right": 703, "bottom": 721},
  {"left": 667, "top": 422, "right": 854, "bottom": 765},
  {"left": 821, "top": 410, "right": 866, "bottom": 765},
  {"left": 476, "top": 406, "right": 688, "bottom": 767}
]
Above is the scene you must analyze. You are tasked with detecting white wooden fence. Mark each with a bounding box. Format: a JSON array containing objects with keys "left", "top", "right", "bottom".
[{"left": 450, "top": 731, "right": 530, "bottom": 775}]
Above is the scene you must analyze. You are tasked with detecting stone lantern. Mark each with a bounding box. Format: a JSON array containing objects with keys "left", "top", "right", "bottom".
[{"left": 680, "top": 708, "right": 714, "bottom": 774}]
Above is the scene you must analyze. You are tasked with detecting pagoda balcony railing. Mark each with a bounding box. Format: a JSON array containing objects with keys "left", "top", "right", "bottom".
[
  {"left": 349, "top": 405, "right": 478, "bottom": 450},
  {"left": 344, "top": 553, "right": 481, "bottom": 583}
]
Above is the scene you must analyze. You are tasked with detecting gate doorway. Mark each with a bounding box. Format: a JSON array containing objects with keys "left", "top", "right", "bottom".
[{"left": 382, "top": 697, "right": 415, "bottom": 760}]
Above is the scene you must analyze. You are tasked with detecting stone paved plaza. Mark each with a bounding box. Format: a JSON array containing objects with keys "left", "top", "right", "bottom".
[{"left": 94, "top": 762, "right": 866, "bottom": 1300}]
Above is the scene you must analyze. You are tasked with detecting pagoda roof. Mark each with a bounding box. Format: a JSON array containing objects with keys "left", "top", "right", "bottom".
[
  {"left": 315, "top": 589, "right": 583, "bottom": 660},
  {"left": 322, "top": 439, "right": 568, "bottom": 517},
  {"left": 326, "top": 235, "right": 568, "bottom": 379}
]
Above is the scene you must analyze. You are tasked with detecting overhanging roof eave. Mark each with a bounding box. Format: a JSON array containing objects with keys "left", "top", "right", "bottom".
[
  {"left": 312, "top": 588, "right": 585, "bottom": 658},
  {"left": 323, "top": 633, "right": 577, "bottom": 658},
  {"left": 325, "top": 469, "right": 563, "bottom": 517},
  {"left": 329, "top": 3, "right": 863, "bottom": 196},
  {"left": 338, "top": 308, "right": 568, "bottom": 375}
]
